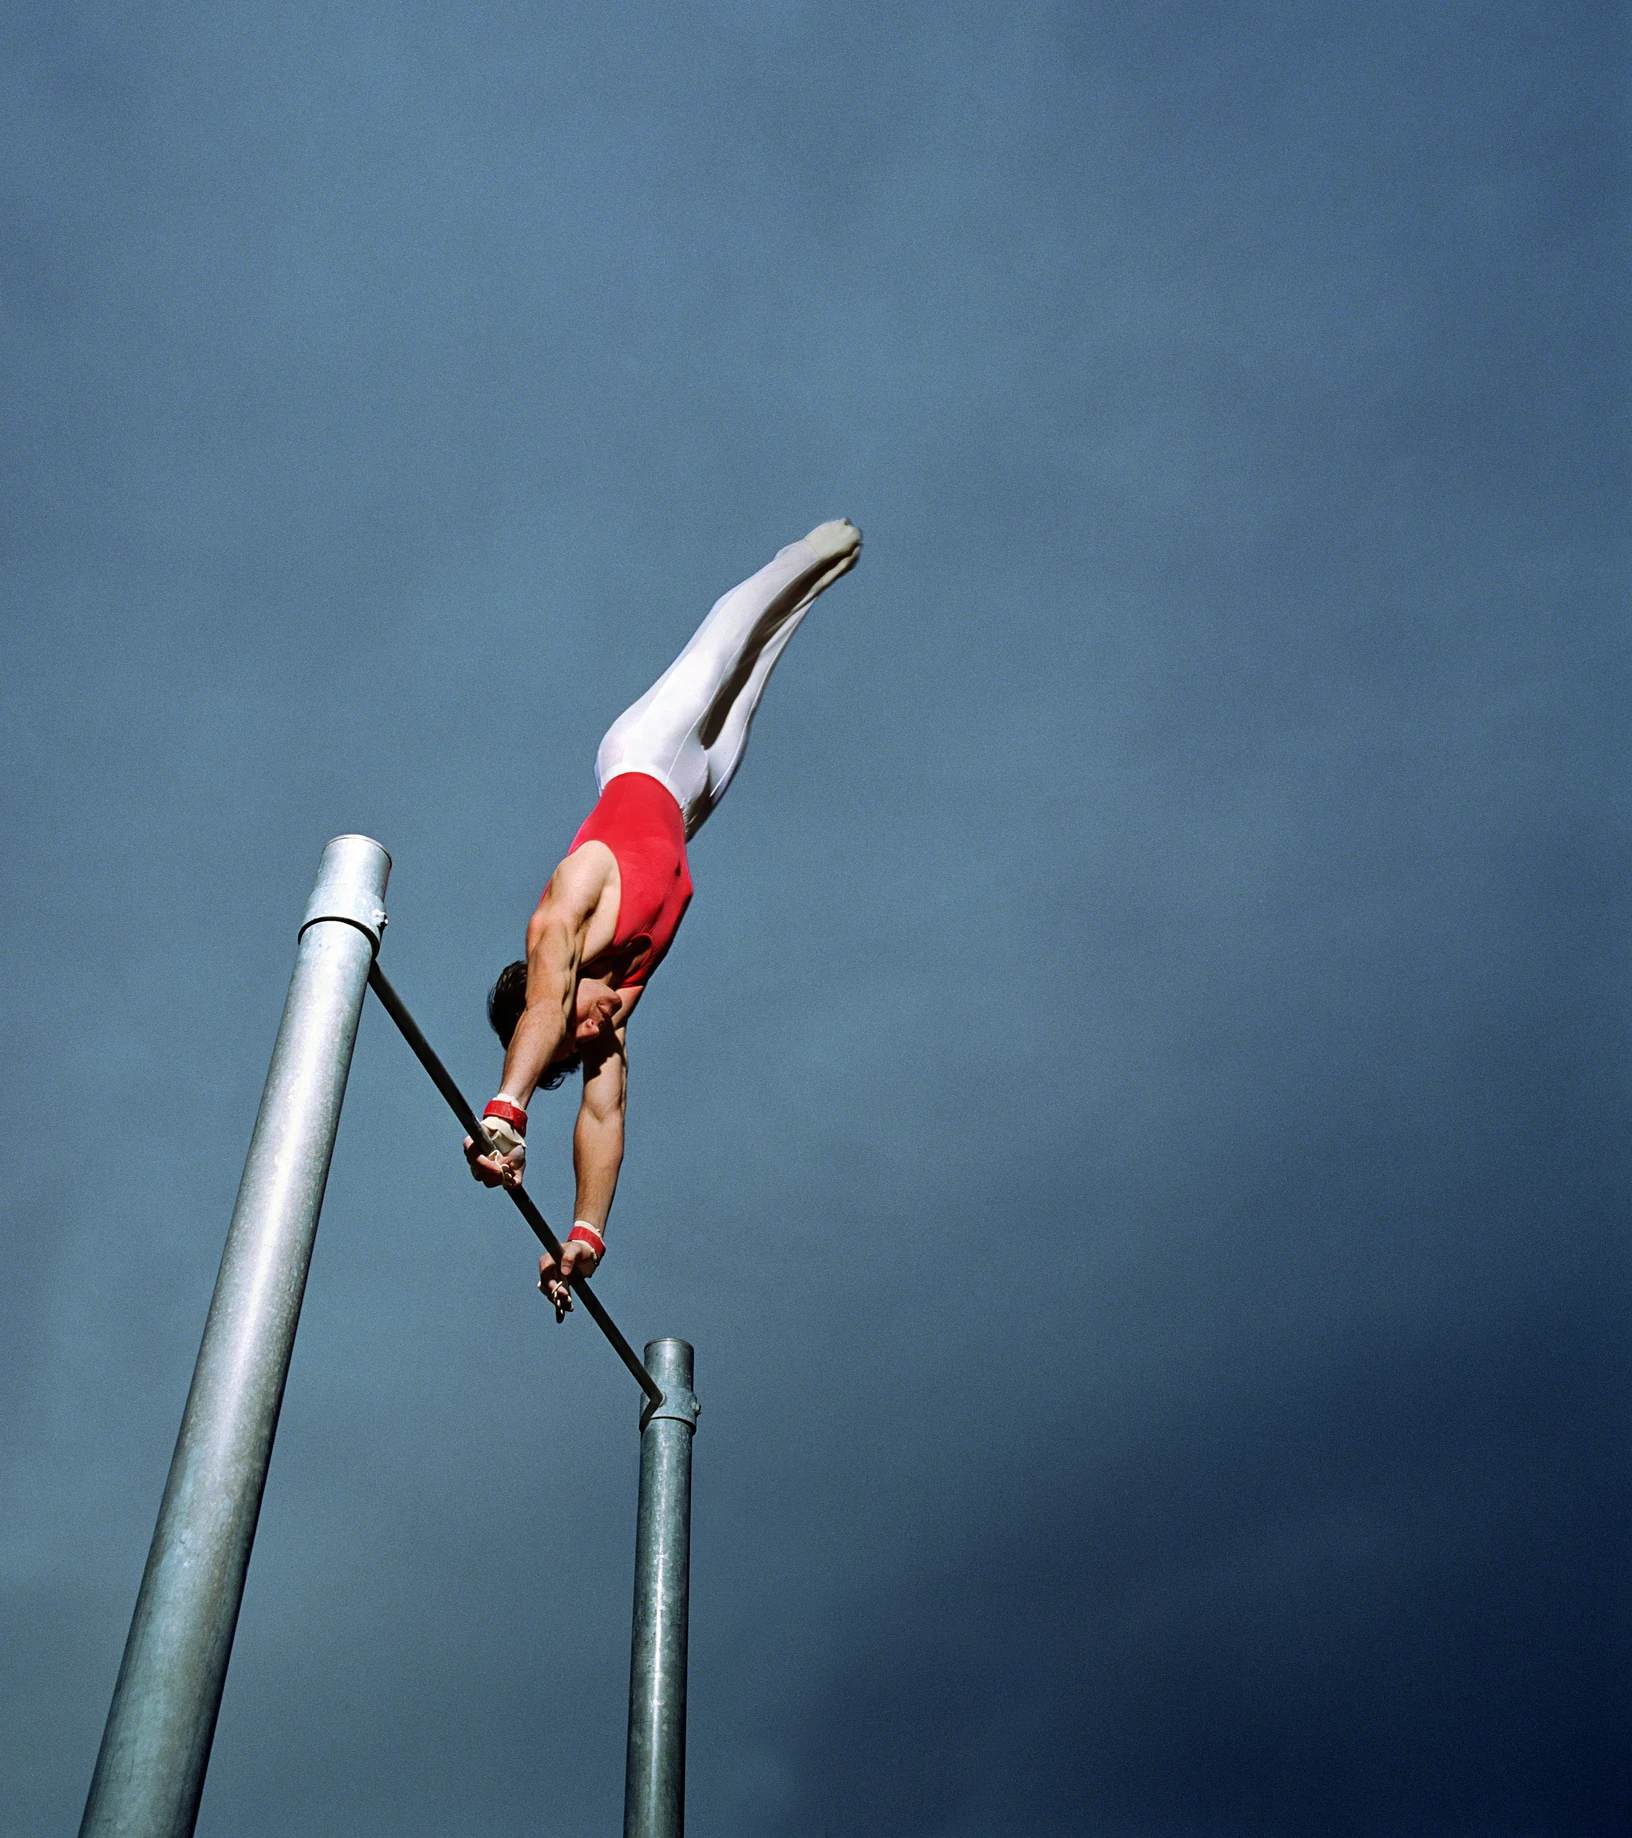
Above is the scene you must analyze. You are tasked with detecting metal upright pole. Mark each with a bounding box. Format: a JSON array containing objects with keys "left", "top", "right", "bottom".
[
  {"left": 80, "top": 835, "right": 391, "bottom": 1838},
  {"left": 624, "top": 1339, "right": 700, "bottom": 1838}
]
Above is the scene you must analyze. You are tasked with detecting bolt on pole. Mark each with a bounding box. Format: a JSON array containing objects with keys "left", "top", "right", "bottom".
[
  {"left": 79, "top": 836, "right": 391, "bottom": 1838},
  {"left": 624, "top": 1338, "right": 700, "bottom": 1838}
]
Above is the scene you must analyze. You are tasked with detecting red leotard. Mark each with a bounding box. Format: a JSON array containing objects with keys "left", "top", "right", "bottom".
[{"left": 567, "top": 773, "right": 694, "bottom": 991}]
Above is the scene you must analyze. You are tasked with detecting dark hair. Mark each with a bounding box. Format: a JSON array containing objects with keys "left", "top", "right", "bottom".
[{"left": 486, "top": 961, "right": 581, "bottom": 1090}]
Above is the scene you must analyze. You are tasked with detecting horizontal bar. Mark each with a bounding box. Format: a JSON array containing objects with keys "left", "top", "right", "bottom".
[{"left": 366, "top": 961, "right": 662, "bottom": 1406}]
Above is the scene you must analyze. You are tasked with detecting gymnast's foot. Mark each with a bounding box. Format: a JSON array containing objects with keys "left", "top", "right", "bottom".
[
  {"left": 804, "top": 518, "right": 861, "bottom": 562},
  {"left": 797, "top": 518, "right": 862, "bottom": 595}
]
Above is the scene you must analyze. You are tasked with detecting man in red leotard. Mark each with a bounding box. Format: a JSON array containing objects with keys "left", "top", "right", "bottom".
[{"left": 464, "top": 520, "right": 862, "bottom": 1317}]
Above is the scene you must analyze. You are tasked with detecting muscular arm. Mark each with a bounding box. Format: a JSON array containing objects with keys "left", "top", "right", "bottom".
[
  {"left": 572, "top": 1024, "right": 628, "bottom": 1233},
  {"left": 500, "top": 847, "right": 617, "bottom": 1109},
  {"left": 536, "top": 1013, "right": 635, "bottom": 1313}
]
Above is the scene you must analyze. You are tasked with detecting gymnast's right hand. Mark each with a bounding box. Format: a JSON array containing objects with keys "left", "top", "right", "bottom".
[{"left": 464, "top": 1113, "right": 526, "bottom": 1189}]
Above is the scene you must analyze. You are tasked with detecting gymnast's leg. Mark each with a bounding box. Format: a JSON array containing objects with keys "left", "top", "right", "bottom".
[{"left": 594, "top": 520, "right": 861, "bottom": 837}]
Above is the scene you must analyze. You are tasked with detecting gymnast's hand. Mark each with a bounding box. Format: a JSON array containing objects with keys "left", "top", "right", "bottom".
[
  {"left": 464, "top": 1115, "right": 525, "bottom": 1189},
  {"left": 538, "top": 1235, "right": 601, "bottom": 1322}
]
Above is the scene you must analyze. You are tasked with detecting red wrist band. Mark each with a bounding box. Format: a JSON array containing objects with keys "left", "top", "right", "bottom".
[
  {"left": 483, "top": 1099, "right": 527, "bottom": 1134},
  {"left": 567, "top": 1223, "right": 605, "bottom": 1256}
]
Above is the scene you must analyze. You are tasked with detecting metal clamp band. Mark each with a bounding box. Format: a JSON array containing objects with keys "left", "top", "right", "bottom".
[
  {"left": 640, "top": 1385, "right": 701, "bottom": 1434},
  {"left": 298, "top": 835, "right": 392, "bottom": 951}
]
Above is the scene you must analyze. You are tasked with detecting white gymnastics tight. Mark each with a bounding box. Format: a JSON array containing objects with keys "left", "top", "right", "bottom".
[{"left": 594, "top": 520, "right": 862, "bottom": 839}]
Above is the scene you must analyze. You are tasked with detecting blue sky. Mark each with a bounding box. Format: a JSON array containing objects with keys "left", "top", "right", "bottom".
[{"left": 3, "top": 4, "right": 1626, "bottom": 1834}]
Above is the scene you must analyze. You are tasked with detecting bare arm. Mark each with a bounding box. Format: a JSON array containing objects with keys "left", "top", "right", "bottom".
[
  {"left": 501, "top": 848, "right": 616, "bottom": 1110},
  {"left": 537, "top": 1017, "right": 632, "bottom": 1318},
  {"left": 572, "top": 1025, "right": 627, "bottom": 1233}
]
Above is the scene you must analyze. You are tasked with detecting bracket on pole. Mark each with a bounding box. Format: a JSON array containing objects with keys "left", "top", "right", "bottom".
[
  {"left": 299, "top": 834, "right": 390, "bottom": 948},
  {"left": 640, "top": 1385, "right": 700, "bottom": 1434}
]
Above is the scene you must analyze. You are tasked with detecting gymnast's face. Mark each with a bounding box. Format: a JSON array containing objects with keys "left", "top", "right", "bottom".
[{"left": 557, "top": 978, "right": 621, "bottom": 1055}]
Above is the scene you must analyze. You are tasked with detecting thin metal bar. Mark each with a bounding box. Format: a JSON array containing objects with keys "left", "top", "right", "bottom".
[
  {"left": 365, "top": 960, "right": 663, "bottom": 1406},
  {"left": 80, "top": 835, "right": 392, "bottom": 1838},
  {"left": 624, "top": 1339, "right": 699, "bottom": 1838}
]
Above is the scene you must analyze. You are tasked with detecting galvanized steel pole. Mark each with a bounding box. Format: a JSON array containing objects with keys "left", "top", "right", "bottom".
[
  {"left": 80, "top": 835, "right": 391, "bottom": 1838},
  {"left": 624, "top": 1339, "right": 700, "bottom": 1838}
]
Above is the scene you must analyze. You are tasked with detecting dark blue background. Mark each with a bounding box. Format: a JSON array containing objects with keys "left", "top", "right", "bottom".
[{"left": 3, "top": 4, "right": 1626, "bottom": 1833}]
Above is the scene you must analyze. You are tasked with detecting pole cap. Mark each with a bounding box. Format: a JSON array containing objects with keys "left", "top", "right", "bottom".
[{"left": 300, "top": 835, "right": 392, "bottom": 951}]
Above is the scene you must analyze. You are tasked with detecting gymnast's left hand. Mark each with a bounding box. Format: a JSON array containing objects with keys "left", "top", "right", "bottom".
[{"left": 538, "top": 1237, "right": 600, "bottom": 1321}]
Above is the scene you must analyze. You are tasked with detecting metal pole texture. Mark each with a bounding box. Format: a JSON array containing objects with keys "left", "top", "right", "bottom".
[
  {"left": 80, "top": 835, "right": 391, "bottom": 1838},
  {"left": 624, "top": 1339, "right": 700, "bottom": 1838},
  {"left": 365, "top": 960, "right": 662, "bottom": 1406}
]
